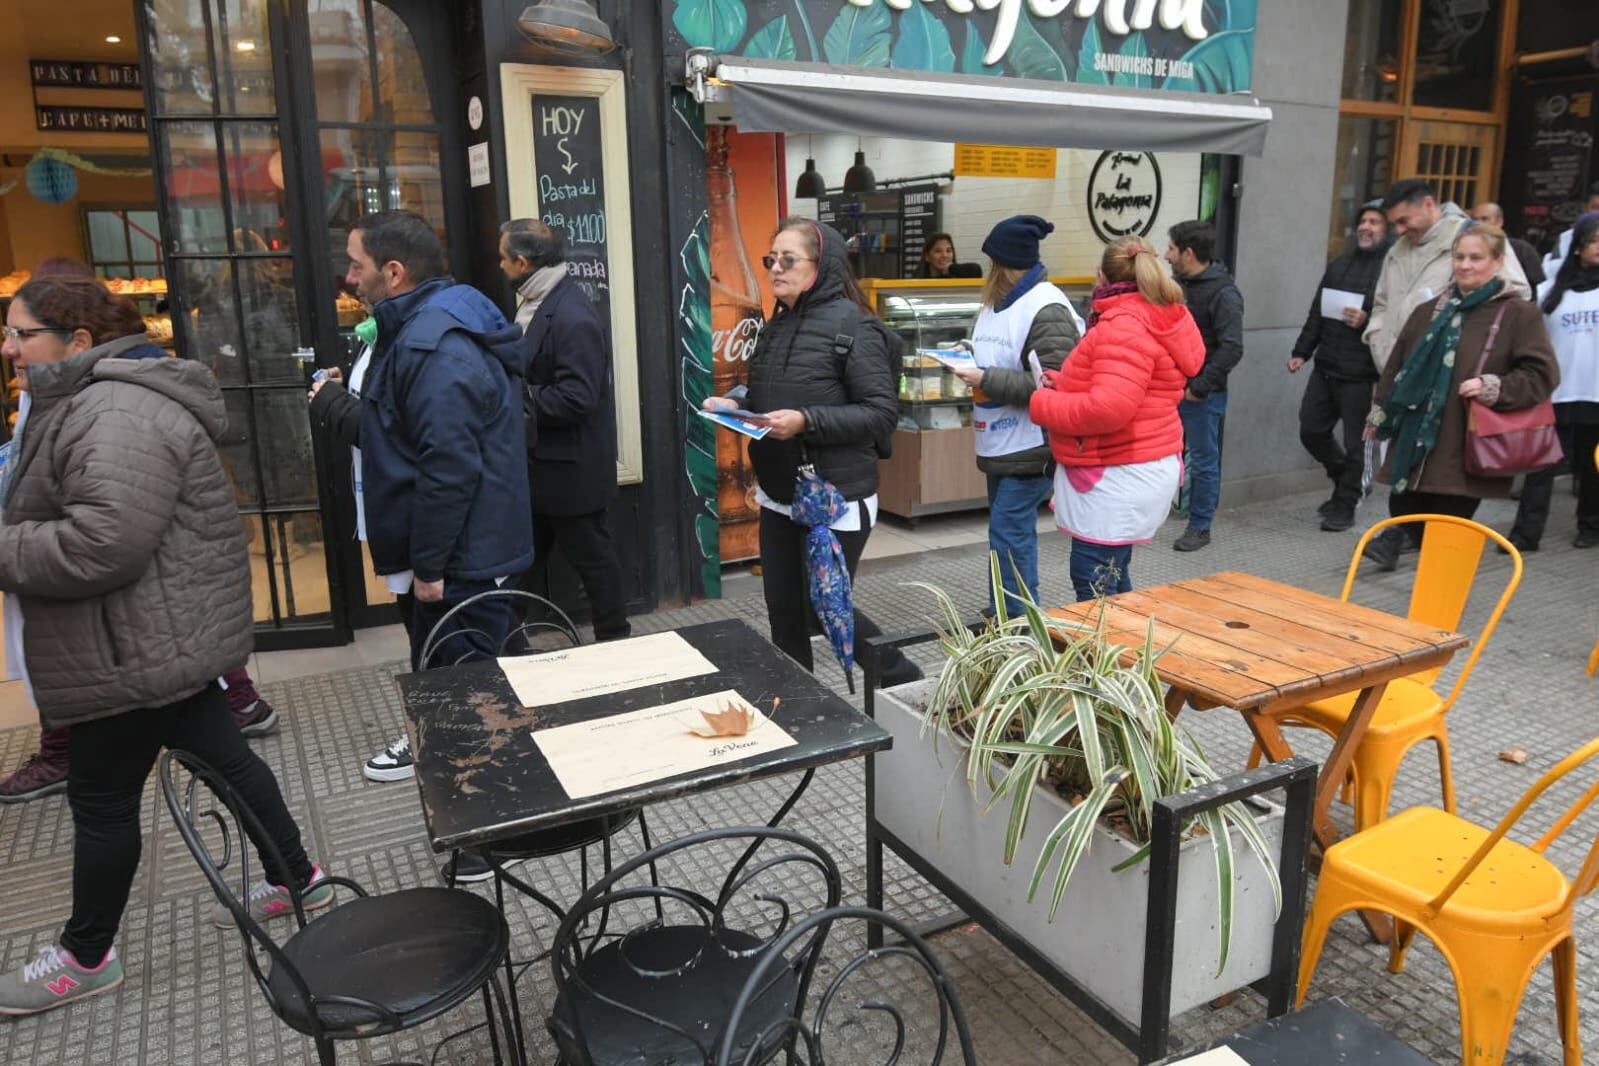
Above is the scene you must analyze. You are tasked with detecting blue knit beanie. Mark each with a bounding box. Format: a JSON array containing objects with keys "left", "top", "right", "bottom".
[{"left": 982, "top": 215, "right": 1055, "bottom": 269}]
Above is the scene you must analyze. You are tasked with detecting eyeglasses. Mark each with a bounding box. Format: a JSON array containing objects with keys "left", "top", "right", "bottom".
[
  {"left": 762, "top": 254, "right": 815, "bottom": 272},
  {"left": 1, "top": 326, "right": 70, "bottom": 342}
]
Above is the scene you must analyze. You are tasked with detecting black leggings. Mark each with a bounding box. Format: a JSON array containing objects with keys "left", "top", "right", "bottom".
[
  {"left": 758, "top": 505, "right": 912, "bottom": 679},
  {"left": 62, "top": 683, "right": 313, "bottom": 967},
  {"left": 1387, "top": 489, "right": 1481, "bottom": 546}
]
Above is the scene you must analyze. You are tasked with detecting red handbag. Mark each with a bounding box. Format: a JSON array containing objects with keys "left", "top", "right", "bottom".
[{"left": 1462, "top": 304, "right": 1563, "bottom": 478}]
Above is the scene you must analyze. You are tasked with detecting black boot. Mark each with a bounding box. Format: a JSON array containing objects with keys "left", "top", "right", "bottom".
[
  {"left": 1320, "top": 498, "right": 1357, "bottom": 532},
  {"left": 1362, "top": 528, "right": 1404, "bottom": 571}
]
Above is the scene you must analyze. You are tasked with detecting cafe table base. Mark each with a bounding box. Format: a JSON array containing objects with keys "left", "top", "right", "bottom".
[{"left": 863, "top": 631, "right": 1318, "bottom": 1065}]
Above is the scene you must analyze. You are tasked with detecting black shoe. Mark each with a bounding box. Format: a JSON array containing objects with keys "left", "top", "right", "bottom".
[
  {"left": 442, "top": 849, "right": 495, "bottom": 885},
  {"left": 1497, "top": 531, "right": 1539, "bottom": 555},
  {"left": 1173, "top": 528, "right": 1211, "bottom": 552},
  {"left": 1320, "top": 503, "right": 1357, "bottom": 532},
  {"left": 233, "top": 698, "right": 280, "bottom": 738},
  {"left": 1575, "top": 529, "right": 1599, "bottom": 549},
  {"left": 1362, "top": 528, "right": 1403, "bottom": 571},
  {"left": 1316, "top": 496, "right": 1337, "bottom": 517}
]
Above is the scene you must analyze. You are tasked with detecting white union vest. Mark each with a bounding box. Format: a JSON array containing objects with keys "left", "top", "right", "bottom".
[{"left": 969, "top": 282, "right": 1082, "bottom": 459}]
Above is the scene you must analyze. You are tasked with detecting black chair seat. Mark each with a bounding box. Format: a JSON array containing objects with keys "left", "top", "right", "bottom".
[
  {"left": 269, "top": 887, "right": 508, "bottom": 1036},
  {"left": 487, "top": 808, "right": 641, "bottom": 862},
  {"left": 551, "top": 925, "right": 797, "bottom": 1065}
]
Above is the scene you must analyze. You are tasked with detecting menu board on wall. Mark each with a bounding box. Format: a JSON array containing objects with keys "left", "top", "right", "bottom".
[
  {"left": 531, "top": 94, "right": 611, "bottom": 330},
  {"left": 898, "top": 184, "right": 940, "bottom": 280},
  {"left": 1515, "top": 78, "right": 1597, "bottom": 251}
]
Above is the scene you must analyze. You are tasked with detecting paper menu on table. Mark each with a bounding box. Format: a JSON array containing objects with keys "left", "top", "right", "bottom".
[
  {"left": 497, "top": 630, "right": 717, "bottom": 707},
  {"left": 1169, "top": 1048, "right": 1249, "bottom": 1065},
  {"left": 1319, "top": 287, "right": 1365, "bottom": 320},
  {"left": 532, "top": 689, "right": 796, "bottom": 799}
]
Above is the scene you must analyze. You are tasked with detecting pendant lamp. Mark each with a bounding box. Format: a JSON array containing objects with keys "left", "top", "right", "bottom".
[
  {"left": 794, "top": 137, "right": 826, "bottom": 199},
  {"left": 842, "top": 142, "right": 876, "bottom": 193},
  {"left": 516, "top": 0, "right": 616, "bottom": 56}
]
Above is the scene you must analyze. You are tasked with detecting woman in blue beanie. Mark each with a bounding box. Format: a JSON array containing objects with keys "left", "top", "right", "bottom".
[{"left": 948, "top": 215, "right": 1084, "bottom": 613}]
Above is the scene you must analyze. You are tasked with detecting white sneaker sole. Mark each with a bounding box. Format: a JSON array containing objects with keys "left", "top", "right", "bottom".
[{"left": 362, "top": 762, "right": 414, "bottom": 782}]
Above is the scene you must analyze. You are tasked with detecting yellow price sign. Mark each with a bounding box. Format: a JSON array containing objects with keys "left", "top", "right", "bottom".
[{"left": 953, "top": 144, "right": 1058, "bottom": 179}]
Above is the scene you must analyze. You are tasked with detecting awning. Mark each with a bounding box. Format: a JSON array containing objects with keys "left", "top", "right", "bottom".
[{"left": 704, "top": 58, "right": 1272, "bottom": 158}]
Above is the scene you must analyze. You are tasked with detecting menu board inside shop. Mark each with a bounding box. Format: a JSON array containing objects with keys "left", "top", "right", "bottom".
[
  {"left": 1517, "top": 80, "right": 1597, "bottom": 250},
  {"left": 898, "top": 184, "right": 941, "bottom": 280},
  {"left": 531, "top": 94, "right": 611, "bottom": 330}
]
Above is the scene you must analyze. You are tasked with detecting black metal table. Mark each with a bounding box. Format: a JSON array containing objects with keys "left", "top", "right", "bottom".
[
  {"left": 397, "top": 618, "right": 892, "bottom": 853},
  {"left": 1158, "top": 998, "right": 1433, "bottom": 1064}
]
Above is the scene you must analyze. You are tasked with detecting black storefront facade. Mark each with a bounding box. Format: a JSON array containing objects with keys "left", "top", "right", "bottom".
[{"left": 130, "top": 0, "right": 1275, "bottom": 649}]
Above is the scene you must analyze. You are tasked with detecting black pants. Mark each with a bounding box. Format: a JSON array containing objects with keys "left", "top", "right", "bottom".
[
  {"left": 524, "top": 510, "right": 631, "bottom": 640},
  {"left": 1511, "top": 420, "right": 1599, "bottom": 545},
  {"left": 758, "top": 506, "right": 914, "bottom": 682},
  {"left": 402, "top": 578, "right": 518, "bottom": 671},
  {"left": 1299, "top": 370, "right": 1373, "bottom": 506},
  {"left": 63, "top": 684, "right": 313, "bottom": 967},
  {"left": 1387, "top": 488, "right": 1481, "bottom": 547}
]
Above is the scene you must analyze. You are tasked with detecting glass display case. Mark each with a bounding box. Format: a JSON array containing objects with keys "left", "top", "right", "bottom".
[{"left": 862, "top": 278, "right": 1091, "bottom": 521}]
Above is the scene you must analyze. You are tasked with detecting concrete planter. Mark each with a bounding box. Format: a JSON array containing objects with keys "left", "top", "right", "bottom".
[{"left": 874, "top": 680, "right": 1284, "bottom": 1030}]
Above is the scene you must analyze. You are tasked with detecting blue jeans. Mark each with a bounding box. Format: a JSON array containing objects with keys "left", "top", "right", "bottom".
[
  {"left": 1179, "top": 391, "right": 1228, "bottom": 531},
  {"left": 1069, "top": 539, "right": 1134, "bottom": 602},
  {"left": 987, "top": 472, "right": 1052, "bottom": 614}
]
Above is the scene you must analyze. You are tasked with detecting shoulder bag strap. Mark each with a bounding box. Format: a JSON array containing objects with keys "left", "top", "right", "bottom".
[{"left": 1471, "top": 303, "right": 1512, "bottom": 378}]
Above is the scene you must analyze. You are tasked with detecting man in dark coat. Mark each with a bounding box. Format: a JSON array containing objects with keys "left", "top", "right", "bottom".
[
  {"left": 1470, "top": 201, "right": 1545, "bottom": 292},
  {"left": 309, "top": 210, "right": 533, "bottom": 793},
  {"left": 1288, "top": 202, "right": 1392, "bottom": 531},
  {"left": 500, "top": 219, "right": 630, "bottom": 641},
  {"left": 1165, "top": 219, "right": 1245, "bottom": 552}
]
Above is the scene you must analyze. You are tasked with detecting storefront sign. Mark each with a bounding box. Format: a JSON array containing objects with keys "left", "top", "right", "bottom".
[
  {"left": 1086, "top": 150, "right": 1162, "bottom": 243},
  {"left": 898, "top": 183, "right": 941, "bottom": 278},
  {"left": 468, "top": 142, "right": 491, "bottom": 187},
  {"left": 35, "top": 106, "right": 147, "bottom": 134},
  {"left": 665, "top": 0, "right": 1256, "bottom": 94},
  {"left": 30, "top": 59, "right": 143, "bottom": 90},
  {"left": 953, "top": 143, "right": 1056, "bottom": 179}
]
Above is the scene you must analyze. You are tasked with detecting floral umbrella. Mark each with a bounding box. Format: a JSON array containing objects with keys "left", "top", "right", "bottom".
[{"left": 789, "top": 464, "right": 855, "bottom": 691}]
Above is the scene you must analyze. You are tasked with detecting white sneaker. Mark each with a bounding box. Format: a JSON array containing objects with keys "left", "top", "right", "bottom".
[{"left": 362, "top": 734, "right": 413, "bottom": 782}]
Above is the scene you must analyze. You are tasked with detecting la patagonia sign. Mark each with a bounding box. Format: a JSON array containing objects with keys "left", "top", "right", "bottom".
[{"left": 666, "top": 0, "right": 1256, "bottom": 94}]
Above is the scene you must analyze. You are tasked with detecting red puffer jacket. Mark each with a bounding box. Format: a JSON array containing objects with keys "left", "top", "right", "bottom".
[{"left": 1029, "top": 291, "right": 1206, "bottom": 467}]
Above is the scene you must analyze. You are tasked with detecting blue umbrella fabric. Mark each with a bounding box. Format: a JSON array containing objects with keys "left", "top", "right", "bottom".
[{"left": 789, "top": 465, "right": 856, "bottom": 686}]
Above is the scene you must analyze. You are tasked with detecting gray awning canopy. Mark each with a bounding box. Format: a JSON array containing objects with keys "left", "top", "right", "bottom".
[{"left": 705, "top": 57, "right": 1271, "bottom": 157}]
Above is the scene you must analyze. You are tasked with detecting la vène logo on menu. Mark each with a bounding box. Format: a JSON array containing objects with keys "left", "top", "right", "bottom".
[{"left": 843, "top": 0, "right": 1211, "bottom": 65}]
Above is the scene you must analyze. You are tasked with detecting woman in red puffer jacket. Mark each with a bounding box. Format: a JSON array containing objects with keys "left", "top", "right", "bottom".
[{"left": 1030, "top": 236, "right": 1206, "bottom": 600}]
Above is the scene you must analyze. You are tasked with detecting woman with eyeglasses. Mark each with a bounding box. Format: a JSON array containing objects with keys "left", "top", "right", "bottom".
[
  {"left": 0, "top": 275, "right": 327, "bottom": 1014},
  {"left": 703, "top": 218, "right": 920, "bottom": 685}
]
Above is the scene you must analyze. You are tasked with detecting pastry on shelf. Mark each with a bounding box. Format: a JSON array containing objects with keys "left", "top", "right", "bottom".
[
  {"left": 335, "top": 291, "right": 366, "bottom": 326},
  {"left": 0, "top": 270, "right": 31, "bottom": 297},
  {"left": 144, "top": 315, "right": 174, "bottom": 342}
]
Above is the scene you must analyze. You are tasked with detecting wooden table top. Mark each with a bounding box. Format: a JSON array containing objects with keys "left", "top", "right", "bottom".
[
  {"left": 396, "top": 619, "right": 891, "bottom": 852},
  {"left": 1047, "top": 571, "right": 1469, "bottom": 712}
]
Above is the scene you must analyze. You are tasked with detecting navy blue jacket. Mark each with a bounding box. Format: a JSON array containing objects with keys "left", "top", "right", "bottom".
[
  {"left": 358, "top": 277, "right": 533, "bottom": 583},
  {"left": 523, "top": 276, "right": 618, "bottom": 517}
]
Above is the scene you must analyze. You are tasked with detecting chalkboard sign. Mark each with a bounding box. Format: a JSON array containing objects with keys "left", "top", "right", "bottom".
[
  {"left": 898, "top": 184, "right": 940, "bottom": 279},
  {"left": 1514, "top": 78, "right": 1597, "bottom": 251},
  {"left": 531, "top": 94, "right": 611, "bottom": 327}
]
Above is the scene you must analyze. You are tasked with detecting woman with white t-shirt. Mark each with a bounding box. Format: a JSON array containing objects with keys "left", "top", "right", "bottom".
[
  {"left": 1508, "top": 213, "right": 1599, "bottom": 550},
  {"left": 703, "top": 219, "right": 919, "bottom": 685},
  {"left": 948, "top": 215, "right": 1083, "bottom": 614}
]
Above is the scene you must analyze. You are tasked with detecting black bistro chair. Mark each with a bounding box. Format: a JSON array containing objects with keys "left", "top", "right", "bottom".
[
  {"left": 716, "top": 907, "right": 978, "bottom": 1065},
  {"left": 420, "top": 589, "right": 658, "bottom": 1051},
  {"left": 547, "top": 826, "right": 843, "bottom": 1065},
  {"left": 159, "top": 749, "right": 520, "bottom": 1066}
]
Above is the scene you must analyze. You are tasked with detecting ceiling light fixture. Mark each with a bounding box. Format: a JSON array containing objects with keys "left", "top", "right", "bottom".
[
  {"left": 516, "top": 0, "right": 616, "bottom": 57},
  {"left": 794, "top": 136, "right": 826, "bottom": 199},
  {"left": 236, "top": 40, "right": 256, "bottom": 52},
  {"left": 842, "top": 141, "right": 876, "bottom": 194},
  {"left": 105, "top": 35, "right": 122, "bottom": 44}
]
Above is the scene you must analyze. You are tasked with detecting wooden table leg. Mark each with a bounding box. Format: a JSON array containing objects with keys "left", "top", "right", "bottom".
[{"left": 1163, "top": 685, "right": 1189, "bottom": 719}]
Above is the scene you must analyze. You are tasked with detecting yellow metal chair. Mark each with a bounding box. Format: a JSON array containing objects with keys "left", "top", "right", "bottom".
[
  {"left": 1247, "top": 514, "right": 1523, "bottom": 832},
  {"left": 1298, "top": 736, "right": 1599, "bottom": 1065},
  {"left": 1588, "top": 446, "right": 1599, "bottom": 677}
]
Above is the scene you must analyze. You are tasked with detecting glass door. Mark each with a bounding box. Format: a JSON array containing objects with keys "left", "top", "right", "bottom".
[{"left": 138, "top": 0, "right": 350, "bottom": 648}]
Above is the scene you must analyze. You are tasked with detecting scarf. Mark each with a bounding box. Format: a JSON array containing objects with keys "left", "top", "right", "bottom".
[
  {"left": 1377, "top": 279, "right": 1502, "bottom": 492},
  {"left": 1566, "top": 262, "right": 1599, "bottom": 295},
  {"left": 1086, "top": 281, "right": 1138, "bottom": 329},
  {"left": 997, "top": 262, "right": 1048, "bottom": 312},
  {"left": 513, "top": 264, "right": 566, "bottom": 332}
]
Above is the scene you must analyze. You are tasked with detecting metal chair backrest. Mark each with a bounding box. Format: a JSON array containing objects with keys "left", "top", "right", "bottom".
[
  {"left": 1425, "top": 736, "right": 1599, "bottom": 916},
  {"left": 157, "top": 750, "right": 391, "bottom": 1039},
  {"left": 1343, "top": 513, "right": 1522, "bottom": 699},
  {"left": 548, "top": 826, "right": 843, "bottom": 1065},
  {"left": 716, "top": 906, "right": 978, "bottom": 1066},
  {"left": 418, "top": 588, "right": 581, "bottom": 669}
]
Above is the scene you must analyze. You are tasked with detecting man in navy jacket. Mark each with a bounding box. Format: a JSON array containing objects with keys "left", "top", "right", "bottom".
[{"left": 310, "top": 211, "right": 532, "bottom": 788}]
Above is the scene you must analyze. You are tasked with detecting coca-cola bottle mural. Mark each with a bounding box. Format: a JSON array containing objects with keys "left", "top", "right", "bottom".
[{"left": 707, "top": 125, "right": 767, "bottom": 562}]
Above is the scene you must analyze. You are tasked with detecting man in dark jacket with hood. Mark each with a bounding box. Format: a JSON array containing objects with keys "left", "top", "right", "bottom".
[
  {"left": 310, "top": 211, "right": 532, "bottom": 793},
  {"left": 1166, "top": 220, "right": 1244, "bottom": 552},
  {"left": 1288, "top": 203, "right": 1391, "bottom": 531}
]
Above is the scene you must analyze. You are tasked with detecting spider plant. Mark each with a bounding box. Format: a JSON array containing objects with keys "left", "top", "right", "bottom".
[{"left": 904, "top": 555, "right": 1281, "bottom": 975}]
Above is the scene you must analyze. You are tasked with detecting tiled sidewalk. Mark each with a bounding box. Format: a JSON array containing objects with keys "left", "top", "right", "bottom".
[{"left": 1, "top": 486, "right": 1595, "bottom": 1064}]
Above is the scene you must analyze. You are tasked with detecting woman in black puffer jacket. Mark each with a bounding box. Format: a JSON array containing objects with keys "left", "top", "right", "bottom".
[{"left": 704, "top": 218, "right": 919, "bottom": 684}]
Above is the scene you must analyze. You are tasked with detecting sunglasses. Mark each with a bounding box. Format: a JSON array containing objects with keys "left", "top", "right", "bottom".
[
  {"left": 1, "top": 326, "right": 70, "bottom": 342},
  {"left": 762, "top": 254, "right": 815, "bottom": 272}
]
